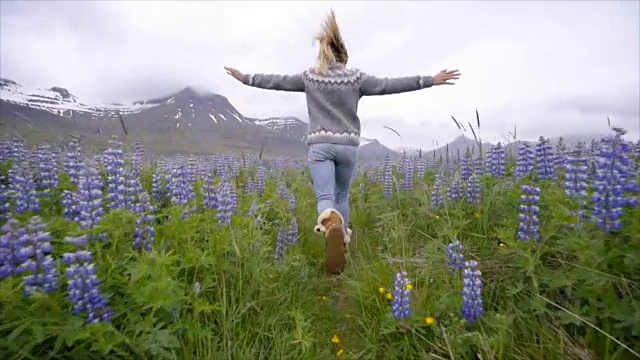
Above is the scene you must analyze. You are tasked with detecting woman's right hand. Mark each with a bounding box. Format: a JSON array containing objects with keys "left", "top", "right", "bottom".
[{"left": 224, "top": 66, "right": 245, "bottom": 82}]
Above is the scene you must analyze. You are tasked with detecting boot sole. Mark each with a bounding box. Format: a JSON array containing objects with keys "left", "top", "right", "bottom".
[{"left": 325, "top": 224, "right": 346, "bottom": 275}]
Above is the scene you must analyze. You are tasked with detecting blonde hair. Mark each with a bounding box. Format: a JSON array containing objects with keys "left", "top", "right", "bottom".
[{"left": 313, "top": 10, "right": 348, "bottom": 74}]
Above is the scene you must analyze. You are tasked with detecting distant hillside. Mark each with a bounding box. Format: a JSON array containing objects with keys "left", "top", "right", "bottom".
[{"left": 1, "top": 78, "right": 399, "bottom": 159}]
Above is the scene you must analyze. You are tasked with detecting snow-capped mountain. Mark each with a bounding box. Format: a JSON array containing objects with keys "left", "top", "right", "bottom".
[
  {"left": 0, "top": 78, "right": 154, "bottom": 119},
  {"left": 0, "top": 77, "right": 396, "bottom": 158},
  {"left": 0, "top": 78, "right": 312, "bottom": 155},
  {"left": 245, "top": 116, "right": 309, "bottom": 142}
]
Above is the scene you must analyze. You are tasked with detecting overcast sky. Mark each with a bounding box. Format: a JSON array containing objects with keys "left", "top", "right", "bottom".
[{"left": 1, "top": 1, "right": 638, "bottom": 148}]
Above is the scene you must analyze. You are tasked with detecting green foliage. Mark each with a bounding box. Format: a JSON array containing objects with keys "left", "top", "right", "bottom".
[{"left": 1, "top": 167, "right": 639, "bottom": 360}]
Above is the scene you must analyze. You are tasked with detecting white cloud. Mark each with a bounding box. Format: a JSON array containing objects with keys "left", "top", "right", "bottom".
[{"left": 1, "top": 1, "right": 638, "bottom": 148}]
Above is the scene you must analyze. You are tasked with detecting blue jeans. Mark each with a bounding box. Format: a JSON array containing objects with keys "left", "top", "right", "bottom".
[{"left": 308, "top": 143, "right": 358, "bottom": 230}]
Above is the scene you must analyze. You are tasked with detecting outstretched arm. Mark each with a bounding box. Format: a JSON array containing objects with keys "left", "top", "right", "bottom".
[
  {"left": 242, "top": 72, "right": 305, "bottom": 92},
  {"left": 359, "top": 69, "right": 460, "bottom": 96},
  {"left": 225, "top": 66, "right": 305, "bottom": 92},
  {"left": 360, "top": 74, "right": 433, "bottom": 96}
]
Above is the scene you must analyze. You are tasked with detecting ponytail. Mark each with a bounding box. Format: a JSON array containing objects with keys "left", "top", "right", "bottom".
[{"left": 313, "top": 10, "right": 348, "bottom": 74}]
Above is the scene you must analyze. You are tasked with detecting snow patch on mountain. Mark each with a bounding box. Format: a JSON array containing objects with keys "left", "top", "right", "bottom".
[{"left": 0, "top": 78, "right": 156, "bottom": 118}]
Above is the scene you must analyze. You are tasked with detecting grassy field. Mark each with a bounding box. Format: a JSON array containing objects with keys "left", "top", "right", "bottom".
[
  {"left": 0, "top": 121, "right": 306, "bottom": 159},
  {"left": 0, "top": 133, "right": 639, "bottom": 360}
]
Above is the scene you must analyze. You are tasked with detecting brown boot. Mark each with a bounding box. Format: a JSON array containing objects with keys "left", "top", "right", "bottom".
[
  {"left": 314, "top": 208, "right": 347, "bottom": 275},
  {"left": 325, "top": 224, "right": 346, "bottom": 274}
]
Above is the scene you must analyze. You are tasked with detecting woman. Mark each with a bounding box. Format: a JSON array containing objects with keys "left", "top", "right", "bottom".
[{"left": 224, "top": 10, "right": 461, "bottom": 275}]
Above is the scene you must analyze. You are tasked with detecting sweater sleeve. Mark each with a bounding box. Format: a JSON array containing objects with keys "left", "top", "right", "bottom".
[
  {"left": 242, "top": 72, "right": 305, "bottom": 92},
  {"left": 359, "top": 73, "right": 434, "bottom": 96}
]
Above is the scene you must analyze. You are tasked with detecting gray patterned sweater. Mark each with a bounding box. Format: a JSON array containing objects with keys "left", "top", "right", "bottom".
[{"left": 242, "top": 62, "right": 434, "bottom": 147}]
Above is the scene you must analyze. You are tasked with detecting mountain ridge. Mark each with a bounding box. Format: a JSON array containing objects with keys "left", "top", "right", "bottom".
[{"left": 0, "top": 77, "right": 399, "bottom": 159}]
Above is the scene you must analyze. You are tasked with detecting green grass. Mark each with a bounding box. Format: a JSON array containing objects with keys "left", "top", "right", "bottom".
[
  {"left": 1, "top": 122, "right": 305, "bottom": 159},
  {"left": 0, "top": 163, "right": 639, "bottom": 360}
]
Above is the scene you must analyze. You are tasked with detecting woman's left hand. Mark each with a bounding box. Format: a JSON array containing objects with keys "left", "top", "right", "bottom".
[{"left": 433, "top": 69, "right": 461, "bottom": 85}]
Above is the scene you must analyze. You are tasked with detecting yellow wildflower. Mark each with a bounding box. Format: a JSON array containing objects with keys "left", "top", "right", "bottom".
[
  {"left": 499, "top": 242, "right": 506, "bottom": 248},
  {"left": 378, "top": 287, "right": 385, "bottom": 294},
  {"left": 425, "top": 316, "right": 436, "bottom": 325},
  {"left": 320, "top": 295, "right": 328, "bottom": 300},
  {"left": 331, "top": 334, "right": 340, "bottom": 344},
  {"left": 336, "top": 348, "right": 344, "bottom": 357},
  {"left": 435, "top": 215, "right": 440, "bottom": 219},
  {"left": 385, "top": 293, "right": 393, "bottom": 300},
  {"left": 406, "top": 284, "right": 413, "bottom": 290},
  {"left": 474, "top": 212, "right": 481, "bottom": 219}
]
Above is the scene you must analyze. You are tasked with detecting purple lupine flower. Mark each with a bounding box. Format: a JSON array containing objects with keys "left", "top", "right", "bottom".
[
  {"left": 245, "top": 177, "right": 255, "bottom": 194},
  {"left": 104, "top": 148, "right": 127, "bottom": 210},
  {"left": 133, "top": 137, "right": 145, "bottom": 173},
  {"left": 286, "top": 218, "right": 298, "bottom": 246},
  {"left": 591, "top": 128, "right": 638, "bottom": 232},
  {"left": 287, "top": 191, "right": 296, "bottom": 211},
  {"left": 535, "top": 136, "right": 556, "bottom": 180},
  {"left": 122, "top": 166, "right": 143, "bottom": 211},
  {"left": 416, "top": 158, "right": 426, "bottom": 180},
  {"left": 15, "top": 216, "right": 60, "bottom": 296},
  {"left": 73, "top": 165, "right": 105, "bottom": 231},
  {"left": 217, "top": 179, "right": 237, "bottom": 226},
  {"left": 274, "top": 227, "right": 287, "bottom": 261},
  {"left": 152, "top": 169, "right": 170, "bottom": 202},
  {"left": 169, "top": 165, "right": 194, "bottom": 206},
  {"left": 488, "top": 143, "right": 506, "bottom": 178},
  {"left": 256, "top": 165, "right": 266, "bottom": 195},
  {"left": 461, "top": 260, "right": 483, "bottom": 324},
  {"left": 564, "top": 143, "right": 589, "bottom": 226},
  {"left": 9, "top": 165, "right": 40, "bottom": 214},
  {"left": 391, "top": 271, "right": 412, "bottom": 320},
  {"left": 466, "top": 174, "right": 481, "bottom": 205},
  {"left": 9, "top": 135, "right": 28, "bottom": 165},
  {"left": 60, "top": 249, "right": 93, "bottom": 264},
  {"left": 399, "top": 152, "right": 408, "bottom": 176},
  {"left": 460, "top": 152, "right": 473, "bottom": 182},
  {"left": 0, "top": 137, "right": 11, "bottom": 161},
  {"left": 447, "top": 240, "right": 465, "bottom": 273},
  {"left": 554, "top": 137, "right": 568, "bottom": 173},
  {"left": 186, "top": 157, "right": 197, "bottom": 184},
  {"left": 515, "top": 142, "right": 534, "bottom": 178},
  {"left": 0, "top": 179, "right": 9, "bottom": 220},
  {"left": 62, "top": 190, "right": 79, "bottom": 221},
  {"left": 383, "top": 153, "right": 393, "bottom": 199},
  {"left": 64, "top": 139, "right": 84, "bottom": 185},
  {"left": 517, "top": 185, "right": 541, "bottom": 241},
  {"left": 62, "top": 235, "right": 114, "bottom": 324},
  {"left": 277, "top": 181, "right": 296, "bottom": 210},
  {"left": 133, "top": 193, "right": 155, "bottom": 251},
  {"left": 448, "top": 180, "right": 462, "bottom": 201},
  {"left": 202, "top": 175, "right": 218, "bottom": 209},
  {"left": 35, "top": 144, "right": 59, "bottom": 195},
  {"left": 403, "top": 159, "right": 414, "bottom": 190},
  {"left": 277, "top": 182, "right": 287, "bottom": 198},
  {"left": 231, "top": 158, "right": 241, "bottom": 178},
  {"left": 431, "top": 172, "right": 445, "bottom": 207},
  {"left": 0, "top": 218, "right": 30, "bottom": 277},
  {"left": 474, "top": 156, "right": 485, "bottom": 177}
]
